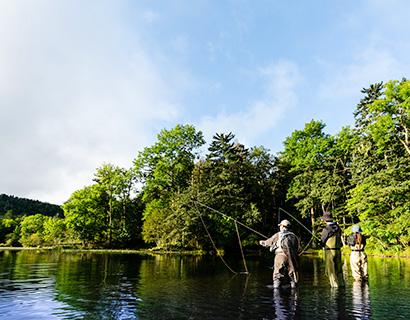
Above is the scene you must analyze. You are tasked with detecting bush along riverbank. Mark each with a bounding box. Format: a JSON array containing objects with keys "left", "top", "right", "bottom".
[{"left": 302, "top": 247, "right": 410, "bottom": 259}]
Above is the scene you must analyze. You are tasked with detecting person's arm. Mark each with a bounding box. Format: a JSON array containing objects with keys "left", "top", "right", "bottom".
[
  {"left": 320, "top": 227, "right": 329, "bottom": 248},
  {"left": 260, "top": 233, "right": 278, "bottom": 247}
]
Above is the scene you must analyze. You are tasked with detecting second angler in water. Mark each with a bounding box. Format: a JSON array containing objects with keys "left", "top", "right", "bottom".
[{"left": 320, "top": 211, "right": 345, "bottom": 288}]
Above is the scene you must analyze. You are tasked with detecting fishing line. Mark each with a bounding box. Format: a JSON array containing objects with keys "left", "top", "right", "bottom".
[
  {"left": 193, "top": 201, "right": 238, "bottom": 274},
  {"left": 234, "top": 221, "right": 249, "bottom": 275},
  {"left": 194, "top": 201, "right": 320, "bottom": 274},
  {"left": 194, "top": 200, "right": 268, "bottom": 239},
  {"left": 279, "top": 207, "right": 320, "bottom": 241}
]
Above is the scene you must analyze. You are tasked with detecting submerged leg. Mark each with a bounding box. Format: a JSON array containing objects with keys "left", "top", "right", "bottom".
[{"left": 273, "top": 255, "right": 287, "bottom": 288}]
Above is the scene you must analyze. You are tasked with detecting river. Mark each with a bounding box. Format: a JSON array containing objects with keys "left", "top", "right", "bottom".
[{"left": 0, "top": 250, "right": 408, "bottom": 319}]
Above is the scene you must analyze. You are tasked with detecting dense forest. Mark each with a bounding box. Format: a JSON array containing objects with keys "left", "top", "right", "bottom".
[
  {"left": 0, "top": 194, "right": 63, "bottom": 217},
  {"left": 1, "top": 79, "right": 409, "bottom": 255}
]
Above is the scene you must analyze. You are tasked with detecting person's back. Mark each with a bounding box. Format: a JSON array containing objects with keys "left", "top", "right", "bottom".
[
  {"left": 348, "top": 225, "right": 368, "bottom": 281},
  {"left": 320, "top": 212, "right": 345, "bottom": 288},
  {"left": 259, "top": 219, "right": 299, "bottom": 289}
]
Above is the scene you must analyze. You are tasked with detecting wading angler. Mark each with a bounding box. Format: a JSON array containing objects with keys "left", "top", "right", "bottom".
[{"left": 259, "top": 219, "right": 300, "bottom": 289}]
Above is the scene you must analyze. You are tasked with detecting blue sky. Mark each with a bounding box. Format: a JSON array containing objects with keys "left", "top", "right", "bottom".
[{"left": 1, "top": 0, "right": 410, "bottom": 205}]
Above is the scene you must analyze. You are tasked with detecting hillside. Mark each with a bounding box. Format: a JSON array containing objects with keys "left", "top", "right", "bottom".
[{"left": 0, "top": 194, "right": 63, "bottom": 218}]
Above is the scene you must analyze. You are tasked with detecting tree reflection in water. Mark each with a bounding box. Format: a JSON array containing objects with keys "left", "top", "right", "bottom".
[{"left": 1, "top": 251, "right": 409, "bottom": 319}]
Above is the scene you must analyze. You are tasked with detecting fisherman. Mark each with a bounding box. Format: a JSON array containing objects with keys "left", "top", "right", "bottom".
[
  {"left": 347, "top": 225, "right": 368, "bottom": 282},
  {"left": 259, "top": 219, "right": 299, "bottom": 289},
  {"left": 320, "top": 211, "right": 345, "bottom": 287}
]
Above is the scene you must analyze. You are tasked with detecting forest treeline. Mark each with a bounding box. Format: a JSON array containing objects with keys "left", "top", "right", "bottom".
[
  {"left": 0, "top": 194, "right": 63, "bottom": 217},
  {"left": 1, "top": 79, "right": 409, "bottom": 255}
]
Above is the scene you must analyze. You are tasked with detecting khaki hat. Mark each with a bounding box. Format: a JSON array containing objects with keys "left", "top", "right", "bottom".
[{"left": 278, "top": 219, "right": 291, "bottom": 227}]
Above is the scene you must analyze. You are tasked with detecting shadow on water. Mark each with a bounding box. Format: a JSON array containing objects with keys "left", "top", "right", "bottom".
[{"left": 0, "top": 250, "right": 409, "bottom": 319}]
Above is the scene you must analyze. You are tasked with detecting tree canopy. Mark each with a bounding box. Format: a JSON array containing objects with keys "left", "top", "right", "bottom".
[{"left": 2, "top": 79, "right": 409, "bottom": 255}]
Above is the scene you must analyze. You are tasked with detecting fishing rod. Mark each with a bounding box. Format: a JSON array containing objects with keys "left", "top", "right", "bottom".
[
  {"left": 193, "top": 200, "right": 268, "bottom": 239},
  {"left": 193, "top": 200, "right": 252, "bottom": 275},
  {"left": 195, "top": 201, "right": 319, "bottom": 241},
  {"left": 278, "top": 207, "right": 320, "bottom": 241}
]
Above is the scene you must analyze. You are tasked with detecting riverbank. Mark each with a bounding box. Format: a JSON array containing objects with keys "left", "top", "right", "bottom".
[
  {"left": 0, "top": 246, "right": 206, "bottom": 255},
  {"left": 302, "top": 247, "right": 410, "bottom": 259},
  {"left": 1, "top": 246, "right": 409, "bottom": 258}
]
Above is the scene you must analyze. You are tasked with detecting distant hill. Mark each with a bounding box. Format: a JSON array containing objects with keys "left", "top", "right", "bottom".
[{"left": 0, "top": 194, "right": 63, "bottom": 218}]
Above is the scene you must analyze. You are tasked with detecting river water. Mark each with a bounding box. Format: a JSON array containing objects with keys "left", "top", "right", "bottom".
[{"left": 0, "top": 250, "right": 408, "bottom": 319}]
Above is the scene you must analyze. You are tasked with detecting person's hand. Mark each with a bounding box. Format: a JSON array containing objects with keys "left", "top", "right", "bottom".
[{"left": 259, "top": 240, "right": 265, "bottom": 246}]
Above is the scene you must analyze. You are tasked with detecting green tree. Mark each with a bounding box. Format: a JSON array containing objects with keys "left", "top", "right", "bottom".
[
  {"left": 0, "top": 217, "right": 18, "bottom": 245},
  {"left": 280, "top": 120, "right": 335, "bottom": 240},
  {"left": 189, "top": 133, "right": 265, "bottom": 252},
  {"left": 133, "top": 124, "right": 205, "bottom": 248},
  {"left": 63, "top": 185, "right": 106, "bottom": 246},
  {"left": 19, "top": 214, "right": 47, "bottom": 247},
  {"left": 93, "top": 163, "right": 137, "bottom": 246},
  {"left": 43, "top": 216, "right": 68, "bottom": 246},
  {"left": 367, "top": 79, "right": 410, "bottom": 155},
  {"left": 347, "top": 80, "right": 410, "bottom": 250},
  {"left": 63, "top": 163, "right": 141, "bottom": 248}
]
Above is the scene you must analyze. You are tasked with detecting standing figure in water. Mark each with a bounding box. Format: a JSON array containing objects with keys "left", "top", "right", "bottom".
[
  {"left": 320, "top": 212, "right": 345, "bottom": 288},
  {"left": 259, "top": 219, "right": 300, "bottom": 289},
  {"left": 347, "top": 225, "right": 368, "bottom": 281}
]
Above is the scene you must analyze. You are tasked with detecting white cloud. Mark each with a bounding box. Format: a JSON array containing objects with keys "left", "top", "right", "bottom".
[
  {"left": 317, "top": 42, "right": 408, "bottom": 106},
  {"left": 199, "top": 60, "right": 302, "bottom": 147},
  {"left": 0, "top": 1, "right": 182, "bottom": 204}
]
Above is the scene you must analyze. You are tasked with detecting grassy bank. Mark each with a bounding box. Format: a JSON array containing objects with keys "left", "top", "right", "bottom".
[
  {"left": 302, "top": 247, "right": 410, "bottom": 258},
  {"left": 1, "top": 246, "right": 409, "bottom": 258}
]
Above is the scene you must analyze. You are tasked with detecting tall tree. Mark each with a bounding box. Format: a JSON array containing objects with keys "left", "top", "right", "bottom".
[
  {"left": 191, "top": 133, "right": 265, "bottom": 252},
  {"left": 133, "top": 124, "right": 205, "bottom": 248},
  {"left": 63, "top": 185, "right": 106, "bottom": 246},
  {"left": 347, "top": 80, "right": 410, "bottom": 250},
  {"left": 366, "top": 79, "right": 410, "bottom": 155},
  {"left": 280, "top": 120, "right": 335, "bottom": 241},
  {"left": 93, "top": 163, "right": 136, "bottom": 246}
]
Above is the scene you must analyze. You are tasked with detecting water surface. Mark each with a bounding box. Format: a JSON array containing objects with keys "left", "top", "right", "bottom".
[{"left": 0, "top": 250, "right": 408, "bottom": 319}]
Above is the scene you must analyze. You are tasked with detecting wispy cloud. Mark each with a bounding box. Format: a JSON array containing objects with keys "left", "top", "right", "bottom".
[
  {"left": 199, "top": 60, "right": 302, "bottom": 147},
  {"left": 0, "top": 1, "right": 182, "bottom": 204}
]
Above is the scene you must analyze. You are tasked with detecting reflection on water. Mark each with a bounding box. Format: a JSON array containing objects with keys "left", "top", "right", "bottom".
[
  {"left": 272, "top": 289, "right": 298, "bottom": 320},
  {"left": 352, "top": 281, "right": 371, "bottom": 319},
  {"left": 0, "top": 250, "right": 409, "bottom": 319}
]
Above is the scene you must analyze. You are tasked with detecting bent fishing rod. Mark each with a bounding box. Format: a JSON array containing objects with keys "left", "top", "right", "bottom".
[
  {"left": 194, "top": 200, "right": 319, "bottom": 241},
  {"left": 193, "top": 200, "right": 268, "bottom": 239}
]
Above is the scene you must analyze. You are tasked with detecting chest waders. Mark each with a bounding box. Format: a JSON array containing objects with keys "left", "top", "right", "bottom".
[
  {"left": 324, "top": 231, "right": 345, "bottom": 287},
  {"left": 273, "top": 232, "right": 299, "bottom": 288},
  {"left": 349, "top": 235, "right": 368, "bottom": 281}
]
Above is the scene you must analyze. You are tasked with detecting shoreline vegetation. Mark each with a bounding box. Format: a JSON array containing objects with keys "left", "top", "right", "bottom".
[
  {"left": 1, "top": 79, "right": 409, "bottom": 256},
  {"left": 0, "top": 246, "right": 408, "bottom": 259}
]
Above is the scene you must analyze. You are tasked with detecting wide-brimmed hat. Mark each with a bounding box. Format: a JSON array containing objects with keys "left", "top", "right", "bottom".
[
  {"left": 320, "top": 211, "right": 334, "bottom": 222},
  {"left": 351, "top": 225, "right": 363, "bottom": 233},
  {"left": 278, "top": 219, "right": 291, "bottom": 227}
]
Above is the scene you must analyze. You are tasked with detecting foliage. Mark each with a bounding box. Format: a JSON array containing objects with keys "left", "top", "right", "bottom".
[
  {"left": 0, "top": 217, "right": 19, "bottom": 246},
  {"left": 0, "top": 194, "right": 63, "bottom": 217},
  {"left": 63, "top": 185, "right": 106, "bottom": 246},
  {"left": 19, "top": 214, "right": 47, "bottom": 247},
  {"left": 347, "top": 79, "right": 410, "bottom": 249},
  {"left": 3, "top": 80, "right": 410, "bottom": 253},
  {"left": 280, "top": 120, "right": 337, "bottom": 243},
  {"left": 133, "top": 124, "right": 205, "bottom": 249}
]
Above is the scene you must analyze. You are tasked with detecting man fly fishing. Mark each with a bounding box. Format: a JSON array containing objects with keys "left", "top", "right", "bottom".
[{"left": 259, "top": 219, "right": 300, "bottom": 289}]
